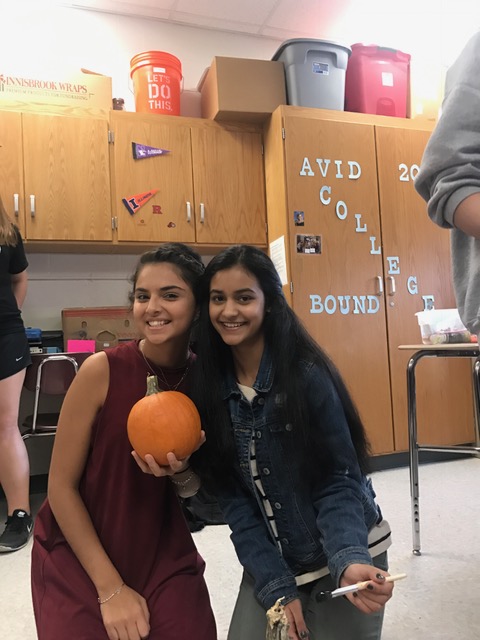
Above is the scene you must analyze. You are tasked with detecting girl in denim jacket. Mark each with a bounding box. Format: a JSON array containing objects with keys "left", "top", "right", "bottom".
[{"left": 191, "top": 245, "right": 394, "bottom": 640}]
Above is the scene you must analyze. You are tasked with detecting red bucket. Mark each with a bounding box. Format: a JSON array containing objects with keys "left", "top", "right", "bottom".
[{"left": 130, "top": 51, "right": 182, "bottom": 115}]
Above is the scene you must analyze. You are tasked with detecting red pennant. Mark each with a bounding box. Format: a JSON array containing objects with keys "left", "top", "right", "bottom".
[{"left": 122, "top": 190, "right": 158, "bottom": 215}]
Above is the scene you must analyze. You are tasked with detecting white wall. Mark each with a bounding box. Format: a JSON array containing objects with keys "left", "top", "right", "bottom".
[
  {"left": 0, "top": 2, "right": 282, "bottom": 111},
  {"left": 2, "top": 1, "right": 480, "bottom": 330}
]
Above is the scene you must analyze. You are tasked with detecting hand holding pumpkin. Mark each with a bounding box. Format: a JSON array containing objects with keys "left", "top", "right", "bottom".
[
  {"left": 132, "top": 432, "right": 206, "bottom": 477},
  {"left": 127, "top": 377, "right": 203, "bottom": 471}
]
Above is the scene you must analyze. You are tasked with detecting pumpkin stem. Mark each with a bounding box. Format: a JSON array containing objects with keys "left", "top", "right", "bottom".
[{"left": 146, "top": 374, "right": 162, "bottom": 396}]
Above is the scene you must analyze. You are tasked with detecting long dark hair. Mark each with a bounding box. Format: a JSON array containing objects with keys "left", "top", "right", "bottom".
[
  {"left": 191, "top": 245, "right": 371, "bottom": 488},
  {"left": 128, "top": 243, "right": 205, "bottom": 306}
]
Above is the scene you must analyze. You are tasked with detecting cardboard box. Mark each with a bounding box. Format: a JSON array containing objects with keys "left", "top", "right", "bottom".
[
  {"left": 62, "top": 307, "right": 137, "bottom": 352},
  {"left": 0, "top": 68, "right": 112, "bottom": 111},
  {"left": 198, "top": 57, "right": 286, "bottom": 122}
]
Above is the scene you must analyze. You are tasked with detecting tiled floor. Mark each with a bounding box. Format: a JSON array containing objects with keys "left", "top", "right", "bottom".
[{"left": 1, "top": 458, "right": 479, "bottom": 639}]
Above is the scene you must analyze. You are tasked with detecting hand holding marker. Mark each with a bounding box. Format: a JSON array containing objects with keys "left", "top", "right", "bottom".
[{"left": 316, "top": 573, "right": 407, "bottom": 602}]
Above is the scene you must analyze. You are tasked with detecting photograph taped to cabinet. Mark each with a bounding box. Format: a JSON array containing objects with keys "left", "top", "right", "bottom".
[
  {"left": 296, "top": 234, "right": 321, "bottom": 254},
  {"left": 294, "top": 210, "right": 305, "bottom": 226}
]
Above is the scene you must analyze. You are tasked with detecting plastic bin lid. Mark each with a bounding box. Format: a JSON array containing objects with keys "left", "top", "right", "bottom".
[
  {"left": 272, "top": 38, "right": 351, "bottom": 61},
  {"left": 350, "top": 43, "right": 411, "bottom": 61}
]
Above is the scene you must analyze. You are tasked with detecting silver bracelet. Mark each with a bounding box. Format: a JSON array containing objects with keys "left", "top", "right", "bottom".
[{"left": 98, "top": 582, "right": 124, "bottom": 605}]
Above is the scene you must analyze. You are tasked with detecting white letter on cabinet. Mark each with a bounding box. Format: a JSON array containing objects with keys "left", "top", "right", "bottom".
[
  {"left": 369, "top": 237, "right": 381, "bottom": 255},
  {"left": 348, "top": 161, "right": 362, "bottom": 179},
  {"left": 386, "top": 256, "right": 400, "bottom": 275},
  {"left": 310, "top": 295, "right": 323, "bottom": 313},
  {"left": 315, "top": 158, "right": 331, "bottom": 177},
  {"left": 355, "top": 214, "right": 367, "bottom": 232},
  {"left": 300, "top": 158, "right": 314, "bottom": 176},
  {"left": 407, "top": 276, "right": 418, "bottom": 295},
  {"left": 422, "top": 295, "right": 435, "bottom": 310},
  {"left": 320, "top": 186, "right": 332, "bottom": 205},
  {"left": 336, "top": 200, "right": 348, "bottom": 220}
]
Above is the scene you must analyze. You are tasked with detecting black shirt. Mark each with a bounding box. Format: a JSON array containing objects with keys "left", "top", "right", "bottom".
[{"left": 0, "top": 226, "right": 28, "bottom": 334}]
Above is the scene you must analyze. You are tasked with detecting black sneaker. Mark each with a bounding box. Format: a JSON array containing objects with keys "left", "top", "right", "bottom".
[{"left": 0, "top": 509, "right": 34, "bottom": 552}]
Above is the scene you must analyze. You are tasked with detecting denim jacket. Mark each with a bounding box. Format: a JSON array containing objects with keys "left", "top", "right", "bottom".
[{"left": 215, "top": 347, "right": 382, "bottom": 610}]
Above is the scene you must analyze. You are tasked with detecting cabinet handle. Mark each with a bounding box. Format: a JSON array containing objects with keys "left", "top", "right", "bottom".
[
  {"left": 186, "top": 201, "right": 192, "bottom": 223},
  {"left": 199, "top": 202, "right": 205, "bottom": 224},
  {"left": 30, "top": 195, "right": 36, "bottom": 218},
  {"left": 13, "top": 193, "right": 19, "bottom": 218},
  {"left": 375, "top": 276, "right": 384, "bottom": 296},
  {"left": 386, "top": 276, "right": 396, "bottom": 296}
]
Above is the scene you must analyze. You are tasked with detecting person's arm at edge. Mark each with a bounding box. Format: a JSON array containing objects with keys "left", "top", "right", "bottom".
[{"left": 452, "top": 192, "right": 480, "bottom": 237}]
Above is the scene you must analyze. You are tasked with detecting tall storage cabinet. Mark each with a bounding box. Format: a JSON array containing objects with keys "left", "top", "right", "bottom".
[{"left": 264, "top": 106, "right": 475, "bottom": 454}]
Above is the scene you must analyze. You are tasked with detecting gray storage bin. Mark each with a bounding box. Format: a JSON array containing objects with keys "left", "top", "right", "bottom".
[{"left": 272, "top": 38, "right": 351, "bottom": 110}]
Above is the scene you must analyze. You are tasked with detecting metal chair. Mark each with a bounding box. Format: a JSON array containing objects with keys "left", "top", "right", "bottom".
[{"left": 21, "top": 353, "right": 91, "bottom": 440}]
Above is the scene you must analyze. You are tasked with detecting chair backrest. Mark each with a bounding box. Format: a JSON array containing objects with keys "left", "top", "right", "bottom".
[
  {"left": 22, "top": 352, "right": 93, "bottom": 439},
  {"left": 24, "top": 352, "right": 92, "bottom": 395}
]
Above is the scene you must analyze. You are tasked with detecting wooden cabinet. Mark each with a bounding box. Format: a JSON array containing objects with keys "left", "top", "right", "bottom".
[
  {"left": 0, "top": 110, "right": 112, "bottom": 242},
  {"left": 1, "top": 108, "right": 266, "bottom": 251},
  {"left": 109, "top": 111, "right": 266, "bottom": 247},
  {"left": 264, "top": 106, "right": 475, "bottom": 454},
  {"left": 0, "top": 111, "right": 25, "bottom": 235}
]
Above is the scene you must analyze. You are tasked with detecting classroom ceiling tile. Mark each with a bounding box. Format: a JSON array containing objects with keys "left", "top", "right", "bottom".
[{"left": 65, "top": 0, "right": 341, "bottom": 40}]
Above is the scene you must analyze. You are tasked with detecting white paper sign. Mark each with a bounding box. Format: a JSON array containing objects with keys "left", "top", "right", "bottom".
[{"left": 269, "top": 236, "right": 288, "bottom": 286}]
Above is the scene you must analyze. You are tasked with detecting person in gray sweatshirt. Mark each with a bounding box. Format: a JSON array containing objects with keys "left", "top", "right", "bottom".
[{"left": 415, "top": 30, "right": 480, "bottom": 338}]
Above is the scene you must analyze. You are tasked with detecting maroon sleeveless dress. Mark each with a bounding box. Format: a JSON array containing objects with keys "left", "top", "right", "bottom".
[{"left": 31, "top": 341, "right": 217, "bottom": 639}]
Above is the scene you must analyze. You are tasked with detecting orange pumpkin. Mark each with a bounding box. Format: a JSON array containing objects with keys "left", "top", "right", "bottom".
[{"left": 127, "top": 376, "right": 201, "bottom": 465}]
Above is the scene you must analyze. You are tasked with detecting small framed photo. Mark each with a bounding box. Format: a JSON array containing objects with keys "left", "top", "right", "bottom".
[
  {"left": 294, "top": 210, "right": 305, "bottom": 226},
  {"left": 296, "top": 234, "right": 322, "bottom": 254}
]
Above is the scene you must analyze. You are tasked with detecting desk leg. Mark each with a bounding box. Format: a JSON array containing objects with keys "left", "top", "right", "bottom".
[
  {"left": 407, "top": 354, "right": 421, "bottom": 555},
  {"left": 473, "top": 358, "right": 480, "bottom": 448}
]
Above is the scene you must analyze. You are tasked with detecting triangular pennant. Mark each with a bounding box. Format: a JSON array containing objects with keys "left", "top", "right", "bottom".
[
  {"left": 132, "top": 142, "right": 170, "bottom": 160},
  {"left": 122, "top": 190, "right": 158, "bottom": 215}
]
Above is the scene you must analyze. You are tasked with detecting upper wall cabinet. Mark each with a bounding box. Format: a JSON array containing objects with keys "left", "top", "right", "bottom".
[
  {"left": 264, "top": 106, "right": 475, "bottom": 455},
  {"left": 0, "top": 110, "right": 112, "bottom": 242},
  {"left": 0, "top": 111, "right": 25, "bottom": 235},
  {"left": 190, "top": 126, "right": 266, "bottom": 245},
  {"left": 109, "top": 112, "right": 196, "bottom": 243},
  {"left": 109, "top": 111, "right": 267, "bottom": 246}
]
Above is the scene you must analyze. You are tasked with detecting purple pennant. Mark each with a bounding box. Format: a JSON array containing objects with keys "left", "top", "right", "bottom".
[{"left": 132, "top": 142, "right": 170, "bottom": 160}]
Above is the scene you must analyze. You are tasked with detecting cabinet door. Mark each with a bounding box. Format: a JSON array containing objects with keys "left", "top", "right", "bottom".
[
  {"left": 0, "top": 111, "right": 25, "bottom": 234},
  {"left": 111, "top": 115, "right": 195, "bottom": 243},
  {"left": 375, "top": 126, "right": 475, "bottom": 450},
  {"left": 22, "top": 113, "right": 112, "bottom": 241},
  {"left": 191, "top": 128, "right": 266, "bottom": 245},
  {"left": 283, "top": 116, "right": 394, "bottom": 454}
]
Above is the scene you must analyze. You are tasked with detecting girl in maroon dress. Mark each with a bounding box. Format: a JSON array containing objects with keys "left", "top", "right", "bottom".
[{"left": 31, "top": 244, "right": 217, "bottom": 640}]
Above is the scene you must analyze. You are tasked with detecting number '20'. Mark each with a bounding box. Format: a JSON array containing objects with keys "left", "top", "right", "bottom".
[{"left": 398, "top": 163, "right": 419, "bottom": 182}]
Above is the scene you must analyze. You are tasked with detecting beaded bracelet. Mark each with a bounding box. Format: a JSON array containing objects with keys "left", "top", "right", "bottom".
[
  {"left": 170, "top": 469, "right": 196, "bottom": 488},
  {"left": 98, "top": 582, "right": 125, "bottom": 605}
]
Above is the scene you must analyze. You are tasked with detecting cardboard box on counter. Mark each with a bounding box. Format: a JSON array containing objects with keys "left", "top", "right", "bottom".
[
  {"left": 0, "top": 68, "right": 112, "bottom": 111},
  {"left": 62, "top": 307, "right": 137, "bottom": 352},
  {"left": 198, "top": 57, "right": 286, "bottom": 122}
]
